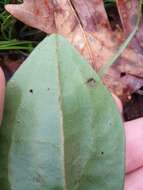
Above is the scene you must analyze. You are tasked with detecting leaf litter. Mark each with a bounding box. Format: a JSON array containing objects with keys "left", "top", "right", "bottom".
[{"left": 4, "top": 0, "right": 143, "bottom": 102}]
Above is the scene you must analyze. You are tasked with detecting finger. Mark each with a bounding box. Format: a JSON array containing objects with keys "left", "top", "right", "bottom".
[
  {"left": 0, "top": 67, "right": 5, "bottom": 125},
  {"left": 125, "top": 118, "right": 143, "bottom": 173},
  {"left": 125, "top": 167, "right": 143, "bottom": 190},
  {"left": 112, "top": 93, "right": 123, "bottom": 113}
]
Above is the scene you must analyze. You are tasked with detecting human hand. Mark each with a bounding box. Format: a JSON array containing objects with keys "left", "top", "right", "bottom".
[{"left": 114, "top": 95, "right": 143, "bottom": 190}]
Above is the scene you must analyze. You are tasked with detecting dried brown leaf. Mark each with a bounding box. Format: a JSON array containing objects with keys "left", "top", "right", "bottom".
[{"left": 5, "top": 0, "right": 143, "bottom": 101}]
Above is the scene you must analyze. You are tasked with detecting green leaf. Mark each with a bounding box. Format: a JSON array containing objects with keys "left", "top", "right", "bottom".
[{"left": 0, "top": 34, "right": 124, "bottom": 190}]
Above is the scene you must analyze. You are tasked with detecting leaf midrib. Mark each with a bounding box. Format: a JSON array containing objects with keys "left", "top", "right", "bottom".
[{"left": 55, "top": 35, "right": 67, "bottom": 190}]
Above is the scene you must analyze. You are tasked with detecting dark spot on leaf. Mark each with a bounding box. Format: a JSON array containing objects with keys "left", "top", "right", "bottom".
[
  {"left": 101, "top": 151, "right": 104, "bottom": 155},
  {"left": 29, "top": 89, "right": 34, "bottom": 94},
  {"left": 75, "top": 179, "right": 80, "bottom": 185},
  {"left": 86, "top": 78, "right": 96, "bottom": 87},
  {"left": 35, "top": 173, "right": 43, "bottom": 184},
  {"left": 120, "top": 72, "right": 126, "bottom": 77},
  {"left": 17, "top": 120, "right": 20, "bottom": 123},
  {"left": 48, "top": 88, "right": 50, "bottom": 91}
]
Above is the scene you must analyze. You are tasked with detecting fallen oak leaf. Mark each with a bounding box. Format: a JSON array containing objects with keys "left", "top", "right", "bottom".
[{"left": 5, "top": 0, "right": 143, "bottom": 101}]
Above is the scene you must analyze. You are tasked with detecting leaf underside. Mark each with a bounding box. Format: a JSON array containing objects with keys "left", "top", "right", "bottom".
[{"left": 0, "top": 35, "right": 124, "bottom": 190}]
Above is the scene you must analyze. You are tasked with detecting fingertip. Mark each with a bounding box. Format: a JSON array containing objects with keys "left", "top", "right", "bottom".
[{"left": 125, "top": 118, "right": 143, "bottom": 173}]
